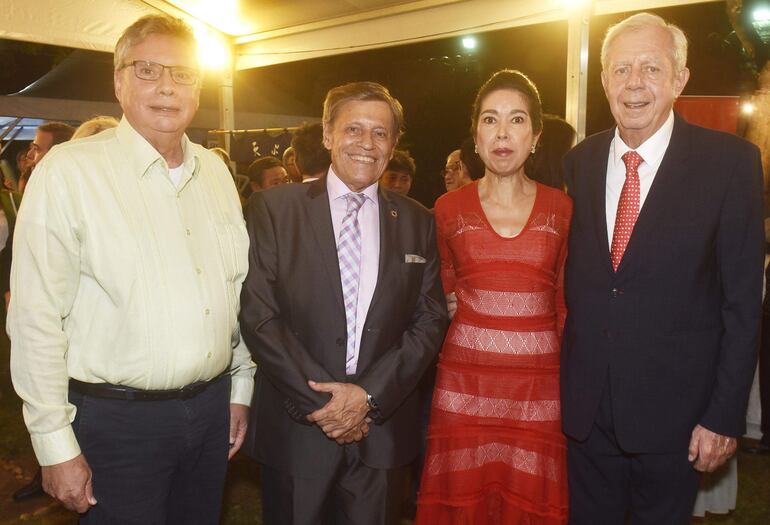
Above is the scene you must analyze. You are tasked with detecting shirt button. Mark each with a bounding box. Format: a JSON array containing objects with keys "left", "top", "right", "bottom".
[
  {"left": 186, "top": 229, "right": 191, "bottom": 236},
  {"left": 204, "top": 308, "right": 210, "bottom": 315},
  {"left": 196, "top": 267, "right": 202, "bottom": 275},
  {"left": 207, "top": 352, "right": 212, "bottom": 359}
]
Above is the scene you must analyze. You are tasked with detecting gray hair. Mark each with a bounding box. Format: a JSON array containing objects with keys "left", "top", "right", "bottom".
[
  {"left": 72, "top": 116, "right": 119, "bottom": 140},
  {"left": 601, "top": 12, "right": 688, "bottom": 73},
  {"left": 114, "top": 14, "right": 198, "bottom": 69}
]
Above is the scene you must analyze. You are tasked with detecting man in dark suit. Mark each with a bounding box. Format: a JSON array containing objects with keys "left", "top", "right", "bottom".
[
  {"left": 562, "top": 12, "right": 764, "bottom": 524},
  {"left": 240, "top": 81, "right": 448, "bottom": 525}
]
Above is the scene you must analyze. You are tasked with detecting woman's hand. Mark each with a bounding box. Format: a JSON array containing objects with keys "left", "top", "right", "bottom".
[{"left": 446, "top": 292, "right": 457, "bottom": 320}]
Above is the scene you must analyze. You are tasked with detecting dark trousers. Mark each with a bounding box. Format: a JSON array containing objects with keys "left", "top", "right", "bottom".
[
  {"left": 567, "top": 382, "right": 700, "bottom": 525},
  {"left": 759, "top": 312, "right": 770, "bottom": 443},
  {"left": 261, "top": 445, "right": 406, "bottom": 525},
  {"left": 70, "top": 375, "right": 231, "bottom": 525}
]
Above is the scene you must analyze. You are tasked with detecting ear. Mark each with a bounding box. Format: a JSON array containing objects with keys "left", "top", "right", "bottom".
[
  {"left": 673, "top": 67, "right": 690, "bottom": 97},
  {"left": 114, "top": 68, "right": 123, "bottom": 102},
  {"left": 322, "top": 123, "right": 332, "bottom": 150}
]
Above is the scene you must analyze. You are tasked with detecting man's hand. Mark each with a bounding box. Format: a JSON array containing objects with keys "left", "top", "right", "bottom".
[
  {"left": 228, "top": 403, "right": 250, "bottom": 460},
  {"left": 688, "top": 424, "right": 737, "bottom": 472},
  {"left": 335, "top": 418, "right": 372, "bottom": 445},
  {"left": 446, "top": 292, "right": 457, "bottom": 320},
  {"left": 306, "top": 380, "right": 369, "bottom": 439},
  {"left": 41, "top": 454, "right": 96, "bottom": 513}
]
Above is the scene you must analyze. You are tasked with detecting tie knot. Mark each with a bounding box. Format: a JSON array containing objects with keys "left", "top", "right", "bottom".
[
  {"left": 621, "top": 151, "right": 643, "bottom": 174},
  {"left": 345, "top": 192, "right": 367, "bottom": 213}
]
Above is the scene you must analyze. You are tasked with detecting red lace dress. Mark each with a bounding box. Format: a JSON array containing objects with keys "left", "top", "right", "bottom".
[{"left": 416, "top": 181, "right": 571, "bottom": 525}]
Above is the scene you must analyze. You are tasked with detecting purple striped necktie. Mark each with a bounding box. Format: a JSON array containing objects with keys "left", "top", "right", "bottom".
[{"left": 337, "top": 192, "right": 367, "bottom": 374}]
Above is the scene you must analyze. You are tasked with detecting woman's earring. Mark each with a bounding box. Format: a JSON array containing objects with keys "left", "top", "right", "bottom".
[
  {"left": 474, "top": 144, "right": 478, "bottom": 154},
  {"left": 530, "top": 143, "right": 536, "bottom": 154}
]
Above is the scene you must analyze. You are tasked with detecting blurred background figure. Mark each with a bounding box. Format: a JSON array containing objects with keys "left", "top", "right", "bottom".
[
  {"left": 282, "top": 145, "right": 302, "bottom": 183},
  {"left": 21, "top": 122, "right": 75, "bottom": 192},
  {"left": 442, "top": 148, "right": 472, "bottom": 192},
  {"left": 459, "top": 137, "right": 485, "bottom": 181},
  {"left": 247, "top": 156, "right": 288, "bottom": 194},
  {"left": 380, "top": 149, "right": 416, "bottom": 196},
  {"left": 71, "top": 116, "right": 119, "bottom": 140},
  {"left": 291, "top": 123, "right": 330, "bottom": 183},
  {"left": 529, "top": 114, "right": 577, "bottom": 190}
]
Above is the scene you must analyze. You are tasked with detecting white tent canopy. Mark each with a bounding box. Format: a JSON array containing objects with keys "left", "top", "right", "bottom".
[{"left": 0, "top": 0, "right": 719, "bottom": 135}]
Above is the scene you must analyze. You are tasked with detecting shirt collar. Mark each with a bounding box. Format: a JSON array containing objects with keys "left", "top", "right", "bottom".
[
  {"left": 326, "top": 166, "right": 379, "bottom": 204},
  {"left": 611, "top": 110, "right": 674, "bottom": 171},
  {"left": 115, "top": 116, "right": 200, "bottom": 179}
]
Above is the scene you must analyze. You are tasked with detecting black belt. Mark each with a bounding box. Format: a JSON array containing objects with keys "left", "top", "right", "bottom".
[{"left": 68, "top": 371, "right": 228, "bottom": 401}]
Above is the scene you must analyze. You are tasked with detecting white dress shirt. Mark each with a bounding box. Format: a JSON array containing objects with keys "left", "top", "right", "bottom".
[
  {"left": 606, "top": 111, "right": 675, "bottom": 244},
  {"left": 327, "top": 167, "right": 380, "bottom": 375}
]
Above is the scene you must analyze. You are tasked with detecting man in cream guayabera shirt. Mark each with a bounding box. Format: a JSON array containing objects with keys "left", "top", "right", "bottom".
[{"left": 8, "top": 14, "right": 254, "bottom": 524}]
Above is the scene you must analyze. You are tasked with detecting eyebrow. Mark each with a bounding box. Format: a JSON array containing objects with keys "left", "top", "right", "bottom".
[{"left": 480, "top": 108, "right": 528, "bottom": 115}]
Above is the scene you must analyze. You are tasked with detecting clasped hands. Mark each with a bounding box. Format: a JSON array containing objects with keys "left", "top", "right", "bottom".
[{"left": 306, "top": 380, "right": 371, "bottom": 445}]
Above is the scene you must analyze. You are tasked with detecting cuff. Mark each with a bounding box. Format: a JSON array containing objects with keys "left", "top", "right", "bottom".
[
  {"left": 229, "top": 374, "right": 255, "bottom": 406},
  {"left": 31, "top": 425, "right": 81, "bottom": 466}
]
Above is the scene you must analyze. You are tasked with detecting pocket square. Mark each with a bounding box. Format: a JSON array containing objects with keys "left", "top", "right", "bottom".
[{"left": 405, "top": 254, "right": 426, "bottom": 263}]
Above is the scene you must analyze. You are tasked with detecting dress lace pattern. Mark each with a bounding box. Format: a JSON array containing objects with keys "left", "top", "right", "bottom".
[{"left": 416, "top": 182, "right": 572, "bottom": 525}]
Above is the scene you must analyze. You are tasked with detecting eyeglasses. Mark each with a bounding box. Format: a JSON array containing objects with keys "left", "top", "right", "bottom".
[
  {"left": 444, "top": 161, "right": 462, "bottom": 175},
  {"left": 119, "top": 60, "right": 200, "bottom": 86}
]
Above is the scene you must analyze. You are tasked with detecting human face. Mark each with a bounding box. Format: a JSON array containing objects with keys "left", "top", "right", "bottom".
[
  {"left": 26, "top": 130, "right": 54, "bottom": 167},
  {"left": 323, "top": 100, "right": 397, "bottom": 192},
  {"left": 114, "top": 34, "right": 200, "bottom": 153},
  {"left": 261, "top": 166, "right": 288, "bottom": 190},
  {"left": 601, "top": 25, "right": 689, "bottom": 148},
  {"left": 474, "top": 89, "right": 539, "bottom": 178},
  {"left": 284, "top": 153, "right": 302, "bottom": 183},
  {"left": 443, "top": 150, "right": 471, "bottom": 191},
  {"left": 380, "top": 169, "right": 412, "bottom": 195}
]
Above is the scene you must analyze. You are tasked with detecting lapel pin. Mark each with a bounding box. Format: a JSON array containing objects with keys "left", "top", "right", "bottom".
[{"left": 390, "top": 209, "right": 398, "bottom": 218}]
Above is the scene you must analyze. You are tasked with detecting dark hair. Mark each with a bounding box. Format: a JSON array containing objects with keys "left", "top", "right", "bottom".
[
  {"left": 386, "top": 150, "right": 416, "bottom": 178},
  {"left": 323, "top": 81, "right": 404, "bottom": 140},
  {"left": 247, "top": 156, "right": 284, "bottom": 187},
  {"left": 459, "top": 137, "right": 485, "bottom": 180},
  {"left": 37, "top": 122, "right": 76, "bottom": 146},
  {"left": 291, "top": 124, "right": 330, "bottom": 176},
  {"left": 470, "top": 70, "right": 543, "bottom": 137},
  {"left": 529, "top": 115, "right": 577, "bottom": 190}
]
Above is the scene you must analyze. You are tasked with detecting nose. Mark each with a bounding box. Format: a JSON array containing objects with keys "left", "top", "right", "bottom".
[
  {"left": 358, "top": 129, "right": 375, "bottom": 149},
  {"left": 627, "top": 66, "right": 643, "bottom": 88},
  {"left": 157, "top": 68, "right": 176, "bottom": 94},
  {"left": 496, "top": 122, "right": 509, "bottom": 140}
]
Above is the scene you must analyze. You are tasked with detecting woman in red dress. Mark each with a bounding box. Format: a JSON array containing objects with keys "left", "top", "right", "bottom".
[{"left": 416, "top": 70, "right": 571, "bottom": 524}]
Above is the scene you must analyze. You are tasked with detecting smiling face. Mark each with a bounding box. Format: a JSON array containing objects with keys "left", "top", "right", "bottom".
[
  {"left": 322, "top": 100, "right": 397, "bottom": 192},
  {"left": 114, "top": 34, "right": 200, "bottom": 152},
  {"left": 601, "top": 24, "right": 689, "bottom": 148},
  {"left": 474, "top": 89, "right": 539, "bottom": 178}
]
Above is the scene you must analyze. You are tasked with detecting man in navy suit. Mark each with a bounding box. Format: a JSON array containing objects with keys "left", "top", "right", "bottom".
[
  {"left": 239, "top": 81, "right": 447, "bottom": 525},
  {"left": 562, "top": 12, "right": 764, "bottom": 524}
]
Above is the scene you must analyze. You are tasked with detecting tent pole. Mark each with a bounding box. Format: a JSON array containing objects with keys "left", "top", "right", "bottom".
[
  {"left": 218, "top": 43, "right": 236, "bottom": 171},
  {"left": 565, "top": 3, "right": 591, "bottom": 143}
]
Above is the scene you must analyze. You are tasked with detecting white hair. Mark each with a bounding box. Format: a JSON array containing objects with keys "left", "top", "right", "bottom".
[{"left": 601, "top": 12, "right": 688, "bottom": 73}]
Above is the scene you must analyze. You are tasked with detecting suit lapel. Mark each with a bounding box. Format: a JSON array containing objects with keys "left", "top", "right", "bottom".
[
  {"left": 367, "top": 188, "right": 399, "bottom": 313},
  {"left": 306, "top": 177, "right": 345, "bottom": 313},
  {"left": 616, "top": 115, "right": 691, "bottom": 275},
  {"left": 588, "top": 131, "right": 615, "bottom": 275}
]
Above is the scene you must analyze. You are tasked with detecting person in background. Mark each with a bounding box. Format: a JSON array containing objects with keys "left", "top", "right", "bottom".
[
  {"left": 292, "top": 123, "right": 330, "bottom": 183},
  {"left": 239, "top": 80, "right": 447, "bottom": 525},
  {"left": 529, "top": 114, "right": 576, "bottom": 190},
  {"left": 247, "top": 155, "right": 288, "bottom": 193},
  {"left": 282, "top": 145, "right": 303, "bottom": 183},
  {"left": 20, "top": 122, "right": 75, "bottom": 192},
  {"left": 562, "top": 13, "right": 763, "bottom": 524},
  {"left": 442, "top": 148, "right": 472, "bottom": 192},
  {"left": 379, "top": 149, "right": 415, "bottom": 196},
  {"left": 9, "top": 14, "right": 255, "bottom": 522},
  {"left": 71, "top": 116, "right": 120, "bottom": 140}
]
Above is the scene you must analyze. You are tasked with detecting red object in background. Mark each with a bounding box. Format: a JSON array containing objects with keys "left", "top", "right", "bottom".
[{"left": 674, "top": 96, "right": 739, "bottom": 134}]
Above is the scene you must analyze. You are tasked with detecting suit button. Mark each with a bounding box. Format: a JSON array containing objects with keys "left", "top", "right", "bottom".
[
  {"left": 611, "top": 288, "right": 619, "bottom": 298},
  {"left": 336, "top": 338, "right": 345, "bottom": 346}
]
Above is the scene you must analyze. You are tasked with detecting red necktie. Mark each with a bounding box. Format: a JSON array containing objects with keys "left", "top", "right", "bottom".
[{"left": 610, "top": 151, "right": 643, "bottom": 271}]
